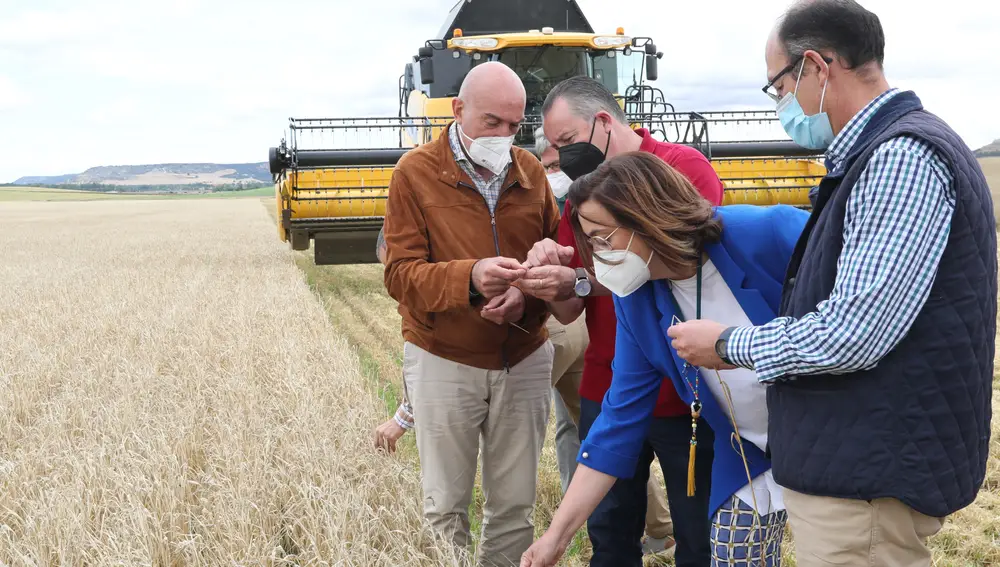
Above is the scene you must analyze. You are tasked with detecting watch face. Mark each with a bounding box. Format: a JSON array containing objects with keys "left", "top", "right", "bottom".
[{"left": 575, "top": 278, "right": 592, "bottom": 296}]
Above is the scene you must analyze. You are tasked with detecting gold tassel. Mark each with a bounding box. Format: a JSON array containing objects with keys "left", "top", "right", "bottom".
[{"left": 687, "top": 442, "right": 697, "bottom": 497}]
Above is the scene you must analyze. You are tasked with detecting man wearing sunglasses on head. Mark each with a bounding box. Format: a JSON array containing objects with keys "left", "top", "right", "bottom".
[{"left": 668, "top": 1, "right": 996, "bottom": 565}]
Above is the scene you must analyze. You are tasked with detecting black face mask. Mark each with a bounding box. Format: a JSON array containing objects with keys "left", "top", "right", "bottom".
[{"left": 558, "top": 118, "right": 611, "bottom": 181}]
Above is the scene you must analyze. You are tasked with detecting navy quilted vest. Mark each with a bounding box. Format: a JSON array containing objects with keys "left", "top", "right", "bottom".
[{"left": 768, "top": 91, "right": 996, "bottom": 518}]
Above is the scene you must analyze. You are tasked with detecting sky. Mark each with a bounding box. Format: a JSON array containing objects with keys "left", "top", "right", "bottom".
[{"left": 0, "top": 0, "right": 997, "bottom": 183}]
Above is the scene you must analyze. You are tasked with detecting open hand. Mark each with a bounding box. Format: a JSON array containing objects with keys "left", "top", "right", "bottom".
[
  {"left": 519, "top": 265, "right": 576, "bottom": 302},
  {"left": 472, "top": 257, "right": 526, "bottom": 299},
  {"left": 522, "top": 238, "right": 575, "bottom": 269},
  {"left": 666, "top": 320, "right": 736, "bottom": 369},
  {"left": 480, "top": 286, "right": 526, "bottom": 325}
]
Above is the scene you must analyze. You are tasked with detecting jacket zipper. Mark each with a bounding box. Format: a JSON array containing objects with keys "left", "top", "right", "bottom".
[{"left": 459, "top": 179, "right": 517, "bottom": 373}]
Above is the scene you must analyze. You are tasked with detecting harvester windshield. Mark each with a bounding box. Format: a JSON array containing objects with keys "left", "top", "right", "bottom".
[{"left": 480, "top": 45, "right": 647, "bottom": 117}]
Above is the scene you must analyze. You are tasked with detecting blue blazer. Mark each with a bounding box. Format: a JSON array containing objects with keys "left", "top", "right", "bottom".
[{"left": 578, "top": 205, "right": 809, "bottom": 516}]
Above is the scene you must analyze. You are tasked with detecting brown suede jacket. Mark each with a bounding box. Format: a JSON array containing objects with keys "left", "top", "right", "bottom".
[{"left": 382, "top": 124, "right": 560, "bottom": 370}]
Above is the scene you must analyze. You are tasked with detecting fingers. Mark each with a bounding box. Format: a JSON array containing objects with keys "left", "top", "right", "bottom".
[
  {"left": 666, "top": 323, "right": 682, "bottom": 339},
  {"left": 523, "top": 239, "right": 570, "bottom": 269},
  {"left": 556, "top": 244, "right": 575, "bottom": 265},
  {"left": 542, "top": 243, "right": 565, "bottom": 267},
  {"left": 482, "top": 294, "right": 508, "bottom": 310},
  {"left": 487, "top": 259, "right": 527, "bottom": 283}
]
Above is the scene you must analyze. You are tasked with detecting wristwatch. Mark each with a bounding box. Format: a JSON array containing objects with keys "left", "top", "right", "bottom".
[
  {"left": 469, "top": 277, "right": 483, "bottom": 305},
  {"left": 573, "top": 268, "right": 592, "bottom": 297},
  {"left": 715, "top": 327, "right": 735, "bottom": 365}
]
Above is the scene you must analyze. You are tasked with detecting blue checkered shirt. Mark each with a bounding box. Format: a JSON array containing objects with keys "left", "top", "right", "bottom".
[
  {"left": 448, "top": 122, "right": 510, "bottom": 214},
  {"left": 728, "top": 88, "right": 957, "bottom": 383}
]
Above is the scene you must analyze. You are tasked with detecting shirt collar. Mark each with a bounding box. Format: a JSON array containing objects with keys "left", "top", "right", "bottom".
[
  {"left": 636, "top": 128, "right": 657, "bottom": 153},
  {"left": 825, "top": 87, "right": 900, "bottom": 166},
  {"left": 448, "top": 122, "right": 471, "bottom": 166},
  {"left": 444, "top": 121, "right": 528, "bottom": 189}
]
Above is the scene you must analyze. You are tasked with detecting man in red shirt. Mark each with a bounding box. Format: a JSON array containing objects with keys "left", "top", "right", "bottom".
[{"left": 518, "top": 76, "right": 724, "bottom": 567}]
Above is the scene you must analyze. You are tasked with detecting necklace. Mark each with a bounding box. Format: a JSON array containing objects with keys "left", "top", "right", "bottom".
[{"left": 666, "top": 259, "right": 703, "bottom": 497}]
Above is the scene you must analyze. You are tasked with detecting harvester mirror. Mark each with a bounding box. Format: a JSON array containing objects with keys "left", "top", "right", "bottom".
[
  {"left": 418, "top": 47, "right": 435, "bottom": 84},
  {"left": 645, "top": 42, "right": 659, "bottom": 82},
  {"left": 646, "top": 54, "right": 658, "bottom": 81}
]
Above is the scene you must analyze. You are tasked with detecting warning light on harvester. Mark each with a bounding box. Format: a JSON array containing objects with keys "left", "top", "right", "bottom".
[
  {"left": 616, "top": 27, "right": 625, "bottom": 35},
  {"left": 454, "top": 28, "right": 463, "bottom": 37}
]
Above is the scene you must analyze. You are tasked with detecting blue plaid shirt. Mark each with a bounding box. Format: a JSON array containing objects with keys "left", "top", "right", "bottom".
[{"left": 728, "top": 88, "right": 957, "bottom": 383}]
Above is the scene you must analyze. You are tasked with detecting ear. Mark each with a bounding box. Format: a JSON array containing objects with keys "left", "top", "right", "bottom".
[
  {"left": 804, "top": 49, "right": 831, "bottom": 84},
  {"left": 452, "top": 98, "right": 463, "bottom": 123},
  {"left": 595, "top": 111, "right": 613, "bottom": 134}
]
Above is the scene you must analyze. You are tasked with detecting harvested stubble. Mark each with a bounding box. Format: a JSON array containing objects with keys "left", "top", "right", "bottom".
[{"left": 0, "top": 200, "right": 459, "bottom": 565}]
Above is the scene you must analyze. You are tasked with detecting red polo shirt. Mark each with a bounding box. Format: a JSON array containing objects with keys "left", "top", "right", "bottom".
[{"left": 559, "top": 128, "right": 724, "bottom": 416}]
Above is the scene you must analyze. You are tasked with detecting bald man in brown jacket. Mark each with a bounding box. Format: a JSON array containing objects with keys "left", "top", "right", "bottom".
[{"left": 382, "top": 62, "right": 560, "bottom": 567}]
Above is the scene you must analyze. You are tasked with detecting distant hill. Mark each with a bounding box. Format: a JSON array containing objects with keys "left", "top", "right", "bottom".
[
  {"left": 974, "top": 139, "right": 1000, "bottom": 158},
  {"left": 16, "top": 163, "right": 270, "bottom": 186}
]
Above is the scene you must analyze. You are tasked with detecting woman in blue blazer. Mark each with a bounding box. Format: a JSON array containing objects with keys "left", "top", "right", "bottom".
[{"left": 521, "top": 152, "right": 808, "bottom": 567}]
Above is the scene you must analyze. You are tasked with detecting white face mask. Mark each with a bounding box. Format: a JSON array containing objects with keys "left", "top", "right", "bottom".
[
  {"left": 592, "top": 231, "right": 653, "bottom": 298},
  {"left": 458, "top": 123, "right": 515, "bottom": 176},
  {"left": 546, "top": 171, "right": 572, "bottom": 199}
]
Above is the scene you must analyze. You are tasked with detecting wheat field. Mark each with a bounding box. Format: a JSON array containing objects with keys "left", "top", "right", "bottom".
[
  {"left": 0, "top": 199, "right": 459, "bottom": 565},
  {"left": 0, "top": 196, "right": 996, "bottom": 566}
]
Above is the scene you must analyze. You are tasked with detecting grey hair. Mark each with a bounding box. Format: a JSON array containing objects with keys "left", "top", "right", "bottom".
[
  {"left": 542, "top": 76, "right": 627, "bottom": 124},
  {"left": 533, "top": 127, "right": 550, "bottom": 158}
]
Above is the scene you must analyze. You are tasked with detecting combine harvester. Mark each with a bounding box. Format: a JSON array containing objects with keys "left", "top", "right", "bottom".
[{"left": 268, "top": 0, "right": 826, "bottom": 265}]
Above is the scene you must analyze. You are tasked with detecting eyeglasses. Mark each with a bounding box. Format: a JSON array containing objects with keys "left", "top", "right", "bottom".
[
  {"left": 589, "top": 226, "right": 620, "bottom": 258},
  {"left": 761, "top": 53, "right": 833, "bottom": 102},
  {"left": 590, "top": 226, "right": 640, "bottom": 267}
]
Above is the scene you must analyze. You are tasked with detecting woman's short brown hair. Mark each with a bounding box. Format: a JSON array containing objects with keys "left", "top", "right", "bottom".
[{"left": 567, "top": 151, "right": 722, "bottom": 273}]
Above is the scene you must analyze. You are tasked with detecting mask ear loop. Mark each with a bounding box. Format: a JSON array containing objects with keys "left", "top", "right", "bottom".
[
  {"left": 818, "top": 61, "right": 829, "bottom": 114},
  {"left": 795, "top": 55, "right": 830, "bottom": 114},
  {"left": 602, "top": 117, "right": 612, "bottom": 155}
]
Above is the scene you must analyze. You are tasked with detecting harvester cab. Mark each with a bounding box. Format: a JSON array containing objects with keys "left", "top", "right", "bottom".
[{"left": 268, "top": 0, "right": 827, "bottom": 266}]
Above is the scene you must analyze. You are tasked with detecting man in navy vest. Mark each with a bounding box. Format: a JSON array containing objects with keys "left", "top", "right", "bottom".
[{"left": 667, "top": 1, "right": 996, "bottom": 565}]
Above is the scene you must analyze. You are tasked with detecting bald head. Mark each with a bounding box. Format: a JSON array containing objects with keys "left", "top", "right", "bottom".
[{"left": 453, "top": 61, "right": 526, "bottom": 141}]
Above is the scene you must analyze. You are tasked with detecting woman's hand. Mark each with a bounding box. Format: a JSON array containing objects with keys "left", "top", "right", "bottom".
[{"left": 519, "top": 531, "right": 566, "bottom": 567}]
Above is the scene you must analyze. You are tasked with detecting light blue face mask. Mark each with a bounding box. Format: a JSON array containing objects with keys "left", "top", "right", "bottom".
[{"left": 776, "top": 60, "right": 834, "bottom": 150}]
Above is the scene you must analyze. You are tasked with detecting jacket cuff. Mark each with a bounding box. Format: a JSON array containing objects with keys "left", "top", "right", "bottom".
[
  {"left": 577, "top": 441, "right": 637, "bottom": 479},
  {"left": 449, "top": 259, "right": 480, "bottom": 308}
]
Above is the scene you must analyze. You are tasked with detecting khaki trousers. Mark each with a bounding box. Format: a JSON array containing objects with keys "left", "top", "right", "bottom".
[
  {"left": 546, "top": 315, "right": 586, "bottom": 424},
  {"left": 784, "top": 488, "right": 945, "bottom": 567},
  {"left": 645, "top": 472, "right": 673, "bottom": 539},
  {"left": 404, "top": 340, "right": 554, "bottom": 567}
]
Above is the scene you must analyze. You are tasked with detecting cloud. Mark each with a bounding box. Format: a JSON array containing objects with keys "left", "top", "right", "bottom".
[
  {"left": 0, "top": 0, "right": 998, "bottom": 183},
  {"left": 0, "top": 76, "right": 29, "bottom": 110}
]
